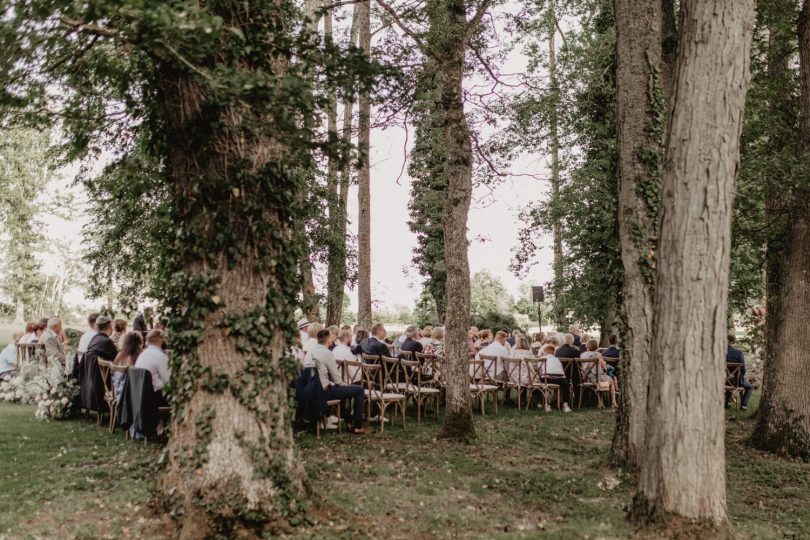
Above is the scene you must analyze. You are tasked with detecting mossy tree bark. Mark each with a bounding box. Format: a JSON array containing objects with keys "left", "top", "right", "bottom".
[
  {"left": 611, "top": 0, "right": 672, "bottom": 470},
  {"left": 547, "top": 0, "right": 564, "bottom": 329},
  {"left": 752, "top": 0, "right": 810, "bottom": 459},
  {"left": 634, "top": 0, "right": 755, "bottom": 526},
  {"left": 356, "top": 0, "right": 373, "bottom": 330}
]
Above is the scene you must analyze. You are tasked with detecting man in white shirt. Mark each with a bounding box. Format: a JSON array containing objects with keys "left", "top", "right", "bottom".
[
  {"left": 0, "top": 332, "right": 22, "bottom": 379},
  {"left": 77, "top": 313, "right": 100, "bottom": 355},
  {"left": 301, "top": 322, "right": 323, "bottom": 368},
  {"left": 297, "top": 318, "right": 310, "bottom": 345},
  {"left": 332, "top": 329, "right": 360, "bottom": 382},
  {"left": 135, "top": 329, "right": 171, "bottom": 393},
  {"left": 477, "top": 330, "right": 511, "bottom": 379},
  {"left": 310, "top": 329, "right": 369, "bottom": 434},
  {"left": 41, "top": 316, "right": 66, "bottom": 366}
]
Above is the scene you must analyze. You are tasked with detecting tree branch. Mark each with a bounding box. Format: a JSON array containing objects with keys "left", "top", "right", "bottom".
[
  {"left": 60, "top": 16, "right": 120, "bottom": 39},
  {"left": 374, "top": 0, "right": 427, "bottom": 52},
  {"left": 465, "top": 0, "right": 493, "bottom": 42}
]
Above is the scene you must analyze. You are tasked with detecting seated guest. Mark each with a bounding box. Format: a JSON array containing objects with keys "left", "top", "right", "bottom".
[
  {"left": 23, "top": 320, "right": 47, "bottom": 344},
  {"left": 340, "top": 324, "right": 351, "bottom": 332},
  {"left": 507, "top": 329, "right": 519, "bottom": 348},
  {"left": 41, "top": 316, "right": 66, "bottom": 366},
  {"left": 477, "top": 330, "right": 511, "bottom": 379},
  {"left": 332, "top": 329, "right": 359, "bottom": 381},
  {"left": 351, "top": 325, "right": 363, "bottom": 346},
  {"left": 394, "top": 326, "right": 409, "bottom": 348},
  {"left": 581, "top": 339, "right": 617, "bottom": 408},
  {"left": 360, "top": 323, "right": 390, "bottom": 359},
  {"left": 539, "top": 344, "right": 573, "bottom": 412},
  {"left": 578, "top": 334, "right": 592, "bottom": 353},
  {"left": 602, "top": 335, "right": 620, "bottom": 358},
  {"left": 113, "top": 331, "right": 143, "bottom": 396},
  {"left": 418, "top": 326, "right": 434, "bottom": 349},
  {"left": 135, "top": 329, "right": 171, "bottom": 396},
  {"left": 19, "top": 322, "right": 36, "bottom": 344},
  {"left": 351, "top": 329, "right": 369, "bottom": 356},
  {"left": 0, "top": 332, "right": 22, "bottom": 379},
  {"left": 327, "top": 325, "right": 339, "bottom": 351},
  {"left": 545, "top": 334, "right": 561, "bottom": 347},
  {"left": 477, "top": 329, "right": 493, "bottom": 349},
  {"left": 399, "top": 325, "right": 424, "bottom": 358},
  {"left": 77, "top": 313, "right": 100, "bottom": 355},
  {"left": 726, "top": 334, "right": 753, "bottom": 410},
  {"left": 133, "top": 307, "right": 154, "bottom": 339},
  {"left": 111, "top": 319, "right": 127, "bottom": 347},
  {"left": 530, "top": 332, "right": 546, "bottom": 351},
  {"left": 569, "top": 324, "right": 582, "bottom": 347},
  {"left": 555, "top": 334, "right": 581, "bottom": 359},
  {"left": 467, "top": 326, "right": 479, "bottom": 357},
  {"left": 511, "top": 336, "right": 533, "bottom": 359},
  {"left": 311, "top": 329, "right": 370, "bottom": 434},
  {"left": 297, "top": 318, "right": 311, "bottom": 344},
  {"left": 426, "top": 327, "right": 445, "bottom": 357},
  {"left": 86, "top": 316, "right": 118, "bottom": 363},
  {"left": 301, "top": 323, "right": 323, "bottom": 368}
]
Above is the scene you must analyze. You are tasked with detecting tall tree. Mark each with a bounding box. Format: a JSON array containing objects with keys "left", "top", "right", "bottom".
[
  {"left": 547, "top": 0, "right": 564, "bottom": 328},
  {"left": 0, "top": 129, "right": 49, "bottom": 323},
  {"left": 610, "top": 0, "right": 672, "bottom": 469},
  {"left": 752, "top": 0, "right": 810, "bottom": 459},
  {"left": 0, "top": 1, "right": 374, "bottom": 535},
  {"left": 634, "top": 0, "right": 755, "bottom": 526},
  {"left": 356, "top": 0, "right": 373, "bottom": 330}
]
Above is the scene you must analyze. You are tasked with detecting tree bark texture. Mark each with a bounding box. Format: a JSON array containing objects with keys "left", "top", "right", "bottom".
[
  {"left": 635, "top": 0, "right": 755, "bottom": 525},
  {"left": 435, "top": 0, "right": 478, "bottom": 440},
  {"left": 752, "top": 0, "right": 810, "bottom": 459},
  {"left": 155, "top": 8, "right": 307, "bottom": 536},
  {"left": 325, "top": 1, "right": 360, "bottom": 327},
  {"left": 611, "top": 0, "right": 667, "bottom": 469},
  {"left": 356, "top": 0, "right": 373, "bottom": 330}
]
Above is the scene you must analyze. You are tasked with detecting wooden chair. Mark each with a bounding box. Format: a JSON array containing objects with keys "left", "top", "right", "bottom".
[
  {"left": 398, "top": 350, "right": 413, "bottom": 361},
  {"left": 525, "top": 357, "right": 561, "bottom": 410},
  {"left": 576, "top": 359, "right": 608, "bottom": 409},
  {"left": 725, "top": 362, "right": 744, "bottom": 410},
  {"left": 96, "top": 360, "right": 114, "bottom": 428},
  {"left": 106, "top": 363, "right": 128, "bottom": 432},
  {"left": 400, "top": 358, "right": 440, "bottom": 422},
  {"left": 14, "top": 343, "right": 45, "bottom": 369},
  {"left": 469, "top": 359, "right": 499, "bottom": 415},
  {"left": 362, "top": 353, "right": 381, "bottom": 365},
  {"left": 316, "top": 399, "right": 342, "bottom": 437},
  {"left": 501, "top": 357, "right": 525, "bottom": 409},
  {"left": 361, "top": 362, "right": 406, "bottom": 432}
]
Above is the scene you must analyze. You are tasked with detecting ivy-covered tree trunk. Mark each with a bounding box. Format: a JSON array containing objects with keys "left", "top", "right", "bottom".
[
  {"left": 156, "top": 8, "right": 308, "bottom": 537},
  {"left": 610, "top": 0, "right": 669, "bottom": 469},
  {"left": 752, "top": 0, "right": 810, "bottom": 459},
  {"left": 634, "top": 0, "right": 755, "bottom": 526},
  {"left": 435, "top": 0, "right": 479, "bottom": 440},
  {"left": 356, "top": 0, "right": 373, "bottom": 330}
]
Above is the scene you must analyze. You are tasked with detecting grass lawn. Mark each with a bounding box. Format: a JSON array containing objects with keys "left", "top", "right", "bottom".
[{"left": 1, "top": 394, "right": 809, "bottom": 539}]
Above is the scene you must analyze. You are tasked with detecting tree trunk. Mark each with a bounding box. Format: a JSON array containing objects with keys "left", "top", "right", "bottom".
[
  {"left": 156, "top": 9, "right": 308, "bottom": 537},
  {"left": 634, "top": 0, "right": 755, "bottom": 526},
  {"left": 548, "top": 1, "right": 564, "bottom": 329},
  {"left": 300, "top": 256, "right": 320, "bottom": 322},
  {"left": 436, "top": 0, "right": 477, "bottom": 441},
  {"left": 356, "top": 0, "right": 373, "bottom": 330},
  {"left": 13, "top": 297, "right": 24, "bottom": 324},
  {"left": 752, "top": 0, "right": 810, "bottom": 459},
  {"left": 610, "top": 0, "right": 667, "bottom": 469},
  {"left": 600, "top": 299, "right": 616, "bottom": 347},
  {"left": 325, "top": 1, "right": 360, "bottom": 327}
]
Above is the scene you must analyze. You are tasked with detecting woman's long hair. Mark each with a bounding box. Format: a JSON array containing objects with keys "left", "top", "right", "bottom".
[{"left": 114, "top": 331, "right": 143, "bottom": 367}]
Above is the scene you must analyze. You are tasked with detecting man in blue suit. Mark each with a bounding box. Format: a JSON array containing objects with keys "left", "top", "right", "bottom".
[{"left": 726, "top": 334, "right": 753, "bottom": 410}]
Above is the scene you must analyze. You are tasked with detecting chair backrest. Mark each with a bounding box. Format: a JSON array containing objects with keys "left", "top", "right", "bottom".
[
  {"left": 525, "top": 357, "right": 547, "bottom": 386},
  {"left": 431, "top": 355, "right": 446, "bottom": 386},
  {"left": 725, "top": 362, "right": 742, "bottom": 388},
  {"left": 381, "top": 356, "right": 400, "bottom": 387},
  {"left": 362, "top": 353, "right": 381, "bottom": 365},
  {"left": 359, "top": 362, "right": 383, "bottom": 391},
  {"left": 399, "top": 350, "right": 413, "bottom": 361},
  {"left": 478, "top": 354, "right": 500, "bottom": 381},
  {"left": 399, "top": 358, "right": 421, "bottom": 391},
  {"left": 577, "top": 358, "right": 602, "bottom": 382},
  {"left": 414, "top": 351, "right": 430, "bottom": 364},
  {"left": 468, "top": 359, "right": 486, "bottom": 388},
  {"left": 557, "top": 357, "right": 578, "bottom": 380},
  {"left": 15, "top": 343, "right": 45, "bottom": 367},
  {"left": 97, "top": 359, "right": 113, "bottom": 395},
  {"left": 501, "top": 357, "right": 524, "bottom": 385}
]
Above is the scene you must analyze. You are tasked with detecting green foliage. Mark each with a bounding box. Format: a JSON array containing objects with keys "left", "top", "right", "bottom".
[
  {"left": 470, "top": 270, "right": 513, "bottom": 318},
  {"left": 508, "top": 0, "right": 621, "bottom": 331},
  {"left": 413, "top": 288, "right": 439, "bottom": 327}
]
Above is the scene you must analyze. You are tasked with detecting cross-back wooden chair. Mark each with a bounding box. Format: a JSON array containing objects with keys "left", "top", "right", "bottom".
[
  {"left": 500, "top": 357, "right": 525, "bottom": 409},
  {"left": 398, "top": 350, "right": 413, "bottom": 361},
  {"left": 576, "top": 359, "right": 608, "bottom": 409},
  {"left": 401, "top": 358, "right": 440, "bottom": 422},
  {"left": 106, "top": 363, "right": 128, "bottom": 432},
  {"left": 15, "top": 343, "right": 45, "bottom": 369},
  {"left": 96, "top": 359, "right": 115, "bottom": 428},
  {"left": 362, "top": 361, "right": 405, "bottom": 432},
  {"left": 725, "top": 362, "right": 744, "bottom": 410},
  {"left": 525, "top": 357, "right": 561, "bottom": 411},
  {"left": 362, "top": 353, "right": 381, "bottom": 365},
  {"left": 469, "top": 359, "right": 499, "bottom": 415}
]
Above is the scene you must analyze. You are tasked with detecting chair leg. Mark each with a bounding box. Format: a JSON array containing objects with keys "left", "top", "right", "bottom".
[{"left": 578, "top": 388, "right": 583, "bottom": 409}]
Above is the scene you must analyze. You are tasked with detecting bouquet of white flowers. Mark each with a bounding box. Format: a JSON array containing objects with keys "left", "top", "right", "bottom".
[
  {"left": 34, "top": 374, "right": 79, "bottom": 420},
  {"left": 1, "top": 359, "right": 79, "bottom": 420}
]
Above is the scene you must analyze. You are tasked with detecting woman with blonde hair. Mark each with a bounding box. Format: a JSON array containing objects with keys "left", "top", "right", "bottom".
[{"left": 580, "top": 339, "right": 617, "bottom": 408}]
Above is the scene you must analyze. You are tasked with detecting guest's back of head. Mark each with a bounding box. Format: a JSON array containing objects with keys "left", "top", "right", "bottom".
[
  {"left": 307, "top": 322, "right": 324, "bottom": 339},
  {"left": 564, "top": 333, "right": 575, "bottom": 346},
  {"left": 515, "top": 336, "right": 530, "bottom": 350},
  {"left": 586, "top": 339, "right": 599, "bottom": 352},
  {"left": 115, "top": 331, "right": 144, "bottom": 367}
]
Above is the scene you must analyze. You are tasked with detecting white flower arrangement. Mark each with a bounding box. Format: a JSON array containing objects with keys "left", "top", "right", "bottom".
[{"left": 0, "top": 359, "right": 79, "bottom": 420}]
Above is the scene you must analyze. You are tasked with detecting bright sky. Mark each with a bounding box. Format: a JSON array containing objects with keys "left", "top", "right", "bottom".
[{"left": 33, "top": 6, "right": 557, "bottom": 314}]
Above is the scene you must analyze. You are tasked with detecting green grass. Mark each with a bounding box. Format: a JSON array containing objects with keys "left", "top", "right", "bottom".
[{"left": 1, "top": 395, "right": 809, "bottom": 539}]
